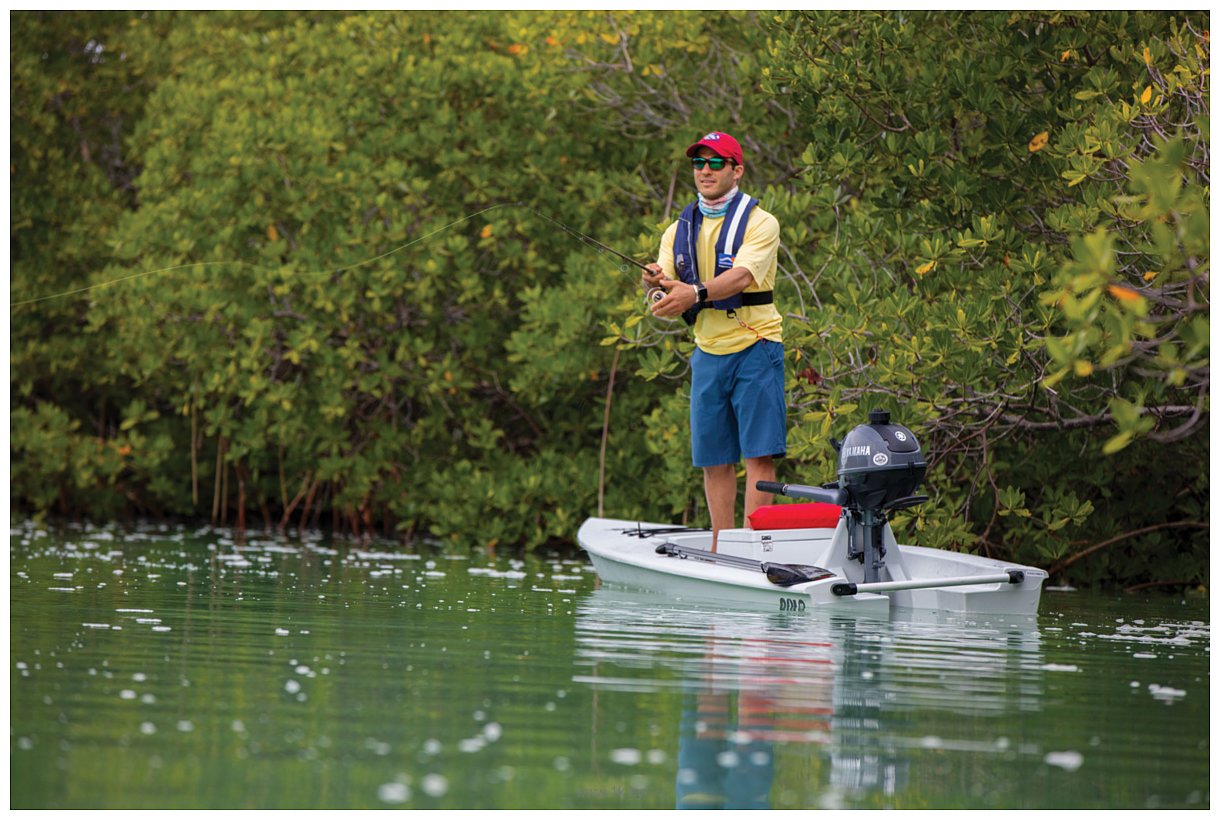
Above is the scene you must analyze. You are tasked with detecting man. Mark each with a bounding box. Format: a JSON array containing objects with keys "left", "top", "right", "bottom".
[{"left": 643, "top": 131, "right": 785, "bottom": 551}]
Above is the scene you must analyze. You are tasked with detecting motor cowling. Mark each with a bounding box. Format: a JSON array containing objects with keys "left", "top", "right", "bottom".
[{"left": 837, "top": 409, "right": 927, "bottom": 511}]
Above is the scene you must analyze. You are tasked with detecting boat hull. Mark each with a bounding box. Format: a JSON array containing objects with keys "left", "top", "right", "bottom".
[{"left": 578, "top": 517, "right": 1046, "bottom": 617}]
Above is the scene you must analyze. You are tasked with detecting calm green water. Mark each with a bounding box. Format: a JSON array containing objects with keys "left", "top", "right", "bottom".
[{"left": 10, "top": 521, "right": 1210, "bottom": 809}]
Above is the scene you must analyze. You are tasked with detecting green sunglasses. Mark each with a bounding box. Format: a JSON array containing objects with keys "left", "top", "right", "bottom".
[{"left": 691, "top": 156, "right": 732, "bottom": 170}]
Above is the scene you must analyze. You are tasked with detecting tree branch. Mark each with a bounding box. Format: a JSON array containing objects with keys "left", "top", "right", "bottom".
[{"left": 1047, "top": 520, "right": 1209, "bottom": 577}]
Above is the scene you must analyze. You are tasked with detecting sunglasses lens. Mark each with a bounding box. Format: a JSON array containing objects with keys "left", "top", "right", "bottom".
[{"left": 692, "top": 158, "right": 727, "bottom": 170}]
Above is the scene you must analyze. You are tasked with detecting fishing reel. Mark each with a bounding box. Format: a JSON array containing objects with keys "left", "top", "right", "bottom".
[{"left": 644, "top": 286, "right": 680, "bottom": 324}]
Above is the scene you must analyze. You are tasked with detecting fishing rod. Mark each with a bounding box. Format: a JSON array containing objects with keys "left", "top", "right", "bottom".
[
  {"left": 529, "top": 208, "right": 651, "bottom": 273},
  {"left": 528, "top": 209, "right": 667, "bottom": 304}
]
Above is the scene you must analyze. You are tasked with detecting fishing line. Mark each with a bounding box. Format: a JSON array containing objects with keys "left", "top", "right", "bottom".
[
  {"left": 10, "top": 203, "right": 513, "bottom": 308},
  {"left": 11, "top": 202, "right": 660, "bottom": 309},
  {"left": 9, "top": 260, "right": 245, "bottom": 308}
]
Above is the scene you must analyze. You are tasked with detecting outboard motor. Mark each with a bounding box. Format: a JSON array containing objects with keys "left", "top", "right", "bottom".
[
  {"left": 757, "top": 409, "right": 929, "bottom": 584},
  {"left": 837, "top": 410, "right": 928, "bottom": 582},
  {"left": 837, "top": 409, "right": 927, "bottom": 511}
]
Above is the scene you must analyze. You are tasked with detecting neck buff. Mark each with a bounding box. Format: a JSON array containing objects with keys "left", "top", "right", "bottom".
[{"left": 697, "top": 185, "right": 739, "bottom": 218}]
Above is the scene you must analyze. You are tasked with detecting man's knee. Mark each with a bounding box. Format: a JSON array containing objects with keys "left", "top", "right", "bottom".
[{"left": 744, "top": 456, "right": 775, "bottom": 474}]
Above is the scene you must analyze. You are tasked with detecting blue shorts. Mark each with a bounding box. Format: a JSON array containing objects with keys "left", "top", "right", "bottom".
[{"left": 690, "top": 340, "right": 787, "bottom": 468}]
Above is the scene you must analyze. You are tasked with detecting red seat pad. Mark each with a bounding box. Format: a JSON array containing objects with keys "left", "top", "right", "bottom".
[{"left": 748, "top": 502, "right": 842, "bottom": 530}]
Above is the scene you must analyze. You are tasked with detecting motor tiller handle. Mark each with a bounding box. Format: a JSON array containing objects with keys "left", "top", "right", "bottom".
[{"left": 756, "top": 481, "right": 846, "bottom": 506}]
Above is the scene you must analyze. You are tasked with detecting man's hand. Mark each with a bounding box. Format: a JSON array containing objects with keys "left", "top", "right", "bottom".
[
  {"left": 649, "top": 277, "right": 699, "bottom": 319},
  {"left": 641, "top": 262, "right": 666, "bottom": 291}
]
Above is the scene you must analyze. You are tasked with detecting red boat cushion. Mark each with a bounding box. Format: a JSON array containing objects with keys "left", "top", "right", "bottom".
[{"left": 748, "top": 502, "right": 842, "bottom": 530}]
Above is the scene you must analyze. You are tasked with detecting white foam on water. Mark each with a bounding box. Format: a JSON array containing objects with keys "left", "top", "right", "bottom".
[
  {"left": 611, "top": 748, "right": 642, "bottom": 765},
  {"left": 1148, "top": 683, "right": 1186, "bottom": 702},
  {"left": 1045, "top": 750, "right": 1084, "bottom": 771},
  {"left": 467, "top": 567, "right": 527, "bottom": 579},
  {"left": 377, "top": 782, "right": 410, "bottom": 804},
  {"left": 1042, "top": 663, "right": 1080, "bottom": 672},
  {"left": 458, "top": 737, "right": 485, "bottom": 753},
  {"left": 421, "top": 774, "right": 448, "bottom": 798},
  {"left": 353, "top": 550, "right": 422, "bottom": 562}
]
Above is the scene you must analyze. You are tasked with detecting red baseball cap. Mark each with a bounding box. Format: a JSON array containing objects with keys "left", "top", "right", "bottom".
[{"left": 685, "top": 131, "right": 744, "bottom": 165}]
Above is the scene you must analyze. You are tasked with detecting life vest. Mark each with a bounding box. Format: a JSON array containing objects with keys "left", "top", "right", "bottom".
[{"left": 672, "top": 192, "right": 773, "bottom": 326}]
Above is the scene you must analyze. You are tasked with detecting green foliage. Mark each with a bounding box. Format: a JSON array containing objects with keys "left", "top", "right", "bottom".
[
  {"left": 755, "top": 11, "right": 1209, "bottom": 586},
  {"left": 10, "top": 11, "right": 742, "bottom": 546},
  {"left": 10, "top": 11, "right": 1208, "bottom": 590}
]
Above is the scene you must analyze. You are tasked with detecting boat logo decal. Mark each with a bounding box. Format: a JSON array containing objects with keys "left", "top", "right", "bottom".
[
  {"left": 873, "top": 453, "right": 890, "bottom": 466},
  {"left": 843, "top": 445, "right": 871, "bottom": 457},
  {"left": 895, "top": 430, "right": 907, "bottom": 441}
]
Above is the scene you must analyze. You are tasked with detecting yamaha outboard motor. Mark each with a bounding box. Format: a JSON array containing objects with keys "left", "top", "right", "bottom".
[
  {"left": 837, "top": 410, "right": 928, "bottom": 582},
  {"left": 757, "top": 409, "right": 928, "bottom": 583},
  {"left": 837, "top": 409, "right": 926, "bottom": 511}
]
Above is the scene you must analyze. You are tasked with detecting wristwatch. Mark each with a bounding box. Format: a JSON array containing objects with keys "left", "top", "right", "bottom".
[{"left": 695, "top": 283, "right": 708, "bottom": 304}]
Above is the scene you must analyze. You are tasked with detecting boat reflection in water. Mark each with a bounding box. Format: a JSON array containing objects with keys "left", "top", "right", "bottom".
[{"left": 572, "top": 587, "right": 1043, "bottom": 809}]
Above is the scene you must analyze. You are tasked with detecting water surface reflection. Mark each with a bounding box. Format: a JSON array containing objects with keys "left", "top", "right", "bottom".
[
  {"left": 574, "top": 587, "right": 1064, "bottom": 809},
  {"left": 10, "top": 523, "right": 1207, "bottom": 809}
]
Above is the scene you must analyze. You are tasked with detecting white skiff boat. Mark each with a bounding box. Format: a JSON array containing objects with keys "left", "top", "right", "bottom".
[{"left": 579, "top": 411, "right": 1047, "bottom": 617}]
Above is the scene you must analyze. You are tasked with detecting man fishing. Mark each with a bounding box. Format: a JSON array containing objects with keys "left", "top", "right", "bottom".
[{"left": 643, "top": 131, "right": 785, "bottom": 551}]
